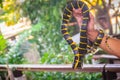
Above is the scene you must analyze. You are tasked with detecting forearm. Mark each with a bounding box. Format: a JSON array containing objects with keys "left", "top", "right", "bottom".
[
  {"left": 72, "top": 9, "right": 120, "bottom": 58},
  {"left": 100, "top": 35, "right": 120, "bottom": 58},
  {"left": 88, "top": 30, "right": 120, "bottom": 58}
]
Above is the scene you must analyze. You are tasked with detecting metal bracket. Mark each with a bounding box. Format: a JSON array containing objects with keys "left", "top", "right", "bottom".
[{"left": 102, "top": 64, "right": 117, "bottom": 80}]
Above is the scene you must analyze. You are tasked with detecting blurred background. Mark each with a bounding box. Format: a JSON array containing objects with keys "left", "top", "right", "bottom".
[{"left": 0, "top": 0, "right": 120, "bottom": 80}]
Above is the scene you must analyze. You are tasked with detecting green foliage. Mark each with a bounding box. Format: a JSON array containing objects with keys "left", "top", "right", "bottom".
[
  {"left": 25, "top": 71, "right": 101, "bottom": 80},
  {"left": 0, "top": 34, "right": 7, "bottom": 54},
  {"left": 0, "top": 0, "right": 21, "bottom": 26},
  {"left": 25, "top": 52, "right": 102, "bottom": 80},
  {"left": 21, "top": 0, "right": 68, "bottom": 55},
  {"left": 6, "top": 22, "right": 43, "bottom": 64},
  {"left": 20, "top": 0, "right": 102, "bottom": 79},
  {"left": 0, "top": 0, "right": 103, "bottom": 79},
  {"left": 6, "top": 31, "right": 29, "bottom": 64},
  {"left": 39, "top": 51, "right": 73, "bottom": 64},
  {"left": 0, "top": 0, "right": 3, "bottom": 8},
  {"left": 0, "top": 31, "right": 29, "bottom": 64},
  {"left": 0, "top": 34, "right": 8, "bottom": 79}
]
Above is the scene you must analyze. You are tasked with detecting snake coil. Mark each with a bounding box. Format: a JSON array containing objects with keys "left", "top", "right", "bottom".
[
  {"left": 61, "top": 0, "right": 90, "bottom": 69},
  {"left": 61, "top": 0, "right": 105, "bottom": 69}
]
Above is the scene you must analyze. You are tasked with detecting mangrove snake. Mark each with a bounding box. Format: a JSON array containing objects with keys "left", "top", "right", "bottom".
[{"left": 61, "top": 0, "right": 104, "bottom": 69}]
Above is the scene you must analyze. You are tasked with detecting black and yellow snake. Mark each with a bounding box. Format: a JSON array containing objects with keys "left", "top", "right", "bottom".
[{"left": 61, "top": 0, "right": 104, "bottom": 69}]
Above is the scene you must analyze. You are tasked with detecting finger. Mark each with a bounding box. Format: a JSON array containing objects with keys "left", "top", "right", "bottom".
[
  {"left": 88, "top": 13, "right": 95, "bottom": 31},
  {"left": 78, "top": 8, "right": 82, "bottom": 12},
  {"left": 89, "top": 13, "right": 94, "bottom": 23},
  {"left": 73, "top": 8, "right": 77, "bottom": 13},
  {"left": 73, "top": 8, "right": 82, "bottom": 13},
  {"left": 67, "top": 22, "right": 77, "bottom": 26}
]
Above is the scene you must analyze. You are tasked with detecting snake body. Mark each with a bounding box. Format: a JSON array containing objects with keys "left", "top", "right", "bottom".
[{"left": 61, "top": 0, "right": 90, "bottom": 69}]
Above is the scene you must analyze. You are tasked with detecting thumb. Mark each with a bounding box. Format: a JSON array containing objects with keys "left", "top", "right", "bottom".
[{"left": 88, "top": 13, "right": 95, "bottom": 31}]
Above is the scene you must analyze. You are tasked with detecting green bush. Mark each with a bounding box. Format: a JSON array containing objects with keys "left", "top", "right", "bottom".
[
  {"left": 0, "top": 0, "right": 103, "bottom": 79},
  {"left": 24, "top": 52, "right": 102, "bottom": 80}
]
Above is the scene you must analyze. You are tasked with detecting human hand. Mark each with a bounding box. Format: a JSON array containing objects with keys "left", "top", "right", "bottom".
[
  {"left": 87, "top": 13, "right": 98, "bottom": 42},
  {"left": 72, "top": 8, "right": 98, "bottom": 42},
  {"left": 72, "top": 8, "right": 83, "bottom": 26}
]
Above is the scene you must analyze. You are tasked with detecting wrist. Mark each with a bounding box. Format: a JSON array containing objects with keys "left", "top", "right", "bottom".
[
  {"left": 87, "top": 30, "right": 99, "bottom": 42},
  {"left": 76, "top": 18, "right": 83, "bottom": 26}
]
